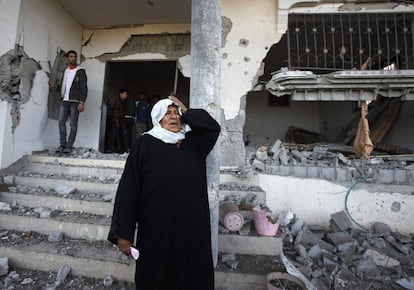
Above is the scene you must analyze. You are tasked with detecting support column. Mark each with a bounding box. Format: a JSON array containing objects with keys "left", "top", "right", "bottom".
[{"left": 190, "top": 0, "right": 221, "bottom": 266}]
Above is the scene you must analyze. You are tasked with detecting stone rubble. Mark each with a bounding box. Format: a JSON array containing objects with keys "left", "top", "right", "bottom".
[
  {"left": 280, "top": 210, "right": 414, "bottom": 289},
  {"left": 246, "top": 141, "right": 414, "bottom": 184}
]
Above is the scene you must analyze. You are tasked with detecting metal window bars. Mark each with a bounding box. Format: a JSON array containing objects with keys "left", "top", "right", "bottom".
[{"left": 287, "top": 13, "right": 414, "bottom": 71}]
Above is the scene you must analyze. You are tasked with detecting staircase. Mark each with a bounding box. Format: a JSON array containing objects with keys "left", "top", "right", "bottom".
[{"left": 0, "top": 154, "right": 282, "bottom": 290}]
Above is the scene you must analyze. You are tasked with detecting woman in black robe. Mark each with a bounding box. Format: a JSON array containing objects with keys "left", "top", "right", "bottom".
[{"left": 108, "top": 96, "right": 220, "bottom": 290}]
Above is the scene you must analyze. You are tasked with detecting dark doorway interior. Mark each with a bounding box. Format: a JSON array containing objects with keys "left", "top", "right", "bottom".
[{"left": 99, "top": 60, "right": 190, "bottom": 152}]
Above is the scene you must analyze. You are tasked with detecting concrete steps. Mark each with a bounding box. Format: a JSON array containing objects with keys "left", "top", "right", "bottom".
[{"left": 0, "top": 155, "right": 281, "bottom": 289}]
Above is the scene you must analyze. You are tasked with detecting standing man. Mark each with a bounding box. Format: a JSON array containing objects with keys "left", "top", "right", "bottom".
[
  {"left": 51, "top": 50, "right": 88, "bottom": 154},
  {"left": 135, "top": 91, "right": 150, "bottom": 137}
]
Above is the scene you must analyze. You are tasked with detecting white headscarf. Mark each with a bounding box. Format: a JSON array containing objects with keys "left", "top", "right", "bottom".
[{"left": 144, "top": 98, "right": 189, "bottom": 144}]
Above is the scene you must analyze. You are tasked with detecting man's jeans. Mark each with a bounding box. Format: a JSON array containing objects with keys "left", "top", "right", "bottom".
[{"left": 58, "top": 101, "right": 80, "bottom": 148}]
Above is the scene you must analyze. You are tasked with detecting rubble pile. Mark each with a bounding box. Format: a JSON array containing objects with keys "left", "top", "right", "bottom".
[
  {"left": 280, "top": 210, "right": 414, "bottom": 289},
  {"left": 247, "top": 141, "right": 414, "bottom": 184}
]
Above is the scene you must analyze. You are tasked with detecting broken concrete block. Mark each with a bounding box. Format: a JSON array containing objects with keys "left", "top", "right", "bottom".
[
  {"left": 221, "top": 253, "right": 236, "bottom": 263},
  {"left": 55, "top": 266, "right": 71, "bottom": 284},
  {"left": 368, "top": 238, "right": 386, "bottom": 249},
  {"left": 54, "top": 185, "right": 76, "bottom": 196},
  {"left": 392, "top": 231, "right": 412, "bottom": 244},
  {"left": 48, "top": 231, "right": 63, "bottom": 243},
  {"left": 295, "top": 230, "right": 321, "bottom": 248},
  {"left": 270, "top": 139, "right": 282, "bottom": 160},
  {"left": 295, "top": 244, "right": 308, "bottom": 258},
  {"left": 396, "top": 277, "right": 414, "bottom": 289},
  {"left": 252, "top": 159, "right": 265, "bottom": 171},
  {"left": 330, "top": 211, "right": 353, "bottom": 231},
  {"left": 255, "top": 146, "right": 269, "bottom": 161},
  {"left": 373, "top": 222, "right": 391, "bottom": 236},
  {"left": 0, "top": 202, "right": 11, "bottom": 212},
  {"left": 385, "top": 236, "right": 411, "bottom": 255},
  {"left": 327, "top": 232, "right": 354, "bottom": 247},
  {"left": 0, "top": 257, "right": 9, "bottom": 276},
  {"left": 21, "top": 278, "right": 33, "bottom": 285},
  {"left": 308, "top": 244, "right": 323, "bottom": 260},
  {"left": 337, "top": 153, "right": 351, "bottom": 165},
  {"left": 364, "top": 249, "right": 400, "bottom": 268},
  {"left": 291, "top": 219, "right": 304, "bottom": 237},
  {"left": 291, "top": 149, "right": 306, "bottom": 164},
  {"left": 337, "top": 241, "right": 357, "bottom": 255},
  {"left": 102, "top": 193, "right": 115, "bottom": 202},
  {"left": 279, "top": 147, "right": 289, "bottom": 166},
  {"left": 103, "top": 275, "right": 113, "bottom": 287},
  {"left": 333, "top": 265, "right": 361, "bottom": 290},
  {"left": 356, "top": 256, "right": 378, "bottom": 277},
  {"left": 3, "top": 175, "right": 14, "bottom": 184}
]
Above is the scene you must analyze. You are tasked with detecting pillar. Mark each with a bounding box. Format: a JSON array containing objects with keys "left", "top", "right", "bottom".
[{"left": 190, "top": 0, "right": 222, "bottom": 266}]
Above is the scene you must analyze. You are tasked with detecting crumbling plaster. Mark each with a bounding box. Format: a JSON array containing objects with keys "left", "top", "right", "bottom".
[{"left": 259, "top": 174, "right": 414, "bottom": 234}]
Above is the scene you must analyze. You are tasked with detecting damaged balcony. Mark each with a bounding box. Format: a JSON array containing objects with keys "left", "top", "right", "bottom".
[
  {"left": 244, "top": 11, "right": 414, "bottom": 185},
  {"left": 265, "top": 69, "right": 414, "bottom": 101}
]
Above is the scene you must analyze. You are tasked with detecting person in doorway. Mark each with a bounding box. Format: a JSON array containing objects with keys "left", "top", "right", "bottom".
[
  {"left": 50, "top": 50, "right": 88, "bottom": 154},
  {"left": 134, "top": 92, "right": 150, "bottom": 137},
  {"left": 121, "top": 89, "right": 136, "bottom": 152},
  {"left": 107, "top": 89, "right": 129, "bottom": 153},
  {"left": 108, "top": 96, "right": 220, "bottom": 290}
]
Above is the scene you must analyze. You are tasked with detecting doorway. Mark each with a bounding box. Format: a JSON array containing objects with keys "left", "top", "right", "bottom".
[{"left": 99, "top": 60, "right": 190, "bottom": 152}]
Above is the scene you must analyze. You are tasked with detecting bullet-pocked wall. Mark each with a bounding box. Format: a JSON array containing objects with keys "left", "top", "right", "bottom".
[
  {"left": 0, "top": 0, "right": 82, "bottom": 169},
  {"left": 220, "top": 0, "right": 283, "bottom": 167}
]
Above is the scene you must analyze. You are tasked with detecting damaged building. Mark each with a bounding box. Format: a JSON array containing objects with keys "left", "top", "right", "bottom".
[{"left": 0, "top": 0, "right": 414, "bottom": 288}]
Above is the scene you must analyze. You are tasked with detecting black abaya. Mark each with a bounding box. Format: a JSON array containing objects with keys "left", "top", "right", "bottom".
[{"left": 108, "top": 109, "right": 220, "bottom": 290}]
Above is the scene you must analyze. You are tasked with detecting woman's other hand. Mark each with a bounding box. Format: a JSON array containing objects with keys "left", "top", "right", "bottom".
[
  {"left": 168, "top": 96, "right": 187, "bottom": 113},
  {"left": 117, "top": 238, "right": 132, "bottom": 256}
]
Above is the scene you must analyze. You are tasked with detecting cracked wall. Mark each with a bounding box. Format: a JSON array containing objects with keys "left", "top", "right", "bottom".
[{"left": 0, "top": 46, "right": 41, "bottom": 131}]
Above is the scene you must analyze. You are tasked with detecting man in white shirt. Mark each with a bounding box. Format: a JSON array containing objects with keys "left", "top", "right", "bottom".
[{"left": 50, "top": 50, "right": 88, "bottom": 154}]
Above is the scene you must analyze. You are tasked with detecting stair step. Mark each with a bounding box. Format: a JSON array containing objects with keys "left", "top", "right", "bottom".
[
  {"left": 0, "top": 191, "right": 113, "bottom": 216},
  {"left": 219, "top": 234, "right": 282, "bottom": 256},
  {"left": 27, "top": 155, "right": 125, "bottom": 169},
  {"left": 13, "top": 176, "right": 117, "bottom": 195},
  {"left": 0, "top": 207, "right": 110, "bottom": 240},
  {"left": 0, "top": 229, "right": 268, "bottom": 289},
  {"left": 22, "top": 162, "right": 123, "bottom": 180}
]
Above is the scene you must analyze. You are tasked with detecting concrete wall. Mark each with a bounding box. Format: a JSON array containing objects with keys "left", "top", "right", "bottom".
[
  {"left": 259, "top": 174, "right": 414, "bottom": 234},
  {"left": 0, "top": 0, "right": 83, "bottom": 169}
]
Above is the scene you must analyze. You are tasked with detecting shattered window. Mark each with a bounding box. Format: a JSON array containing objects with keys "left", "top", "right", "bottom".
[{"left": 287, "top": 13, "right": 414, "bottom": 71}]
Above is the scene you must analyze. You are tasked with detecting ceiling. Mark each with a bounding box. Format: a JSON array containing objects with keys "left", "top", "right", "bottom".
[{"left": 57, "top": 0, "right": 192, "bottom": 29}]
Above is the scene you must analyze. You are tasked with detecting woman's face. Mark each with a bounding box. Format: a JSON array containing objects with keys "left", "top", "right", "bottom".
[{"left": 160, "top": 105, "right": 181, "bottom": 133}]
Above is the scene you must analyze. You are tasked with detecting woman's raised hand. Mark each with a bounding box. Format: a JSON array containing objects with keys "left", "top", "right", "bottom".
[{"left": 168, "top": 96, "right": 187, "bottom": 113}]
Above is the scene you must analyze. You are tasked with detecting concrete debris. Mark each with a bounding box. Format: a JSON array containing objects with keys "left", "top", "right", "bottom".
[
  {"left": 103, "top": 275, "right": 113, "bottom": 287},
  {"left": 21, "top": 277, "right": 34, "bottom": 285},
  {"left": 281, "top": 213, "right": 413, "bottom": 289},
  {"left": 396, "top": 277, "right": 414, "bottom": 290},
  {"left": 2, "top": 175, "right": 14, "bottom": 184},
  {"left": 330, "top": 211, "right": 353, "bottom": 231},
  {"left": 221, "top": 253, "right": 236, "bottom": 263},
  {"left": 0, "top": 257, "right": 9, "bottom": 276},
  {"left": 55, "top": 265, "right": 71, "bottom": 285},
  {"left": 48, "top": 231, "right": 63, "bottom": 243},
  {"left": 363, "top": 249, "right": 400, "bottom": 268},
  {"left": 0, "top": 201, "right": 12, "bottom": 212},
  {"left": 238, "top": 220, "right": 251, "bottom": 236},
  {"left": 247, "top": 142, "right": 414, "bottom": 185},
  {"left": 54, "top": 185, "right": 76, "bottom": 196},
  {"left": 102, "top": 192, "right": 115, "bottom": 202}
]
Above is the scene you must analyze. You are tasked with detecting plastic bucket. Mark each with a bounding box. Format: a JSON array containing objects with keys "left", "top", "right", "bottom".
[{"left": 253, "top": 210, "right": 279, "bottom": 237}]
